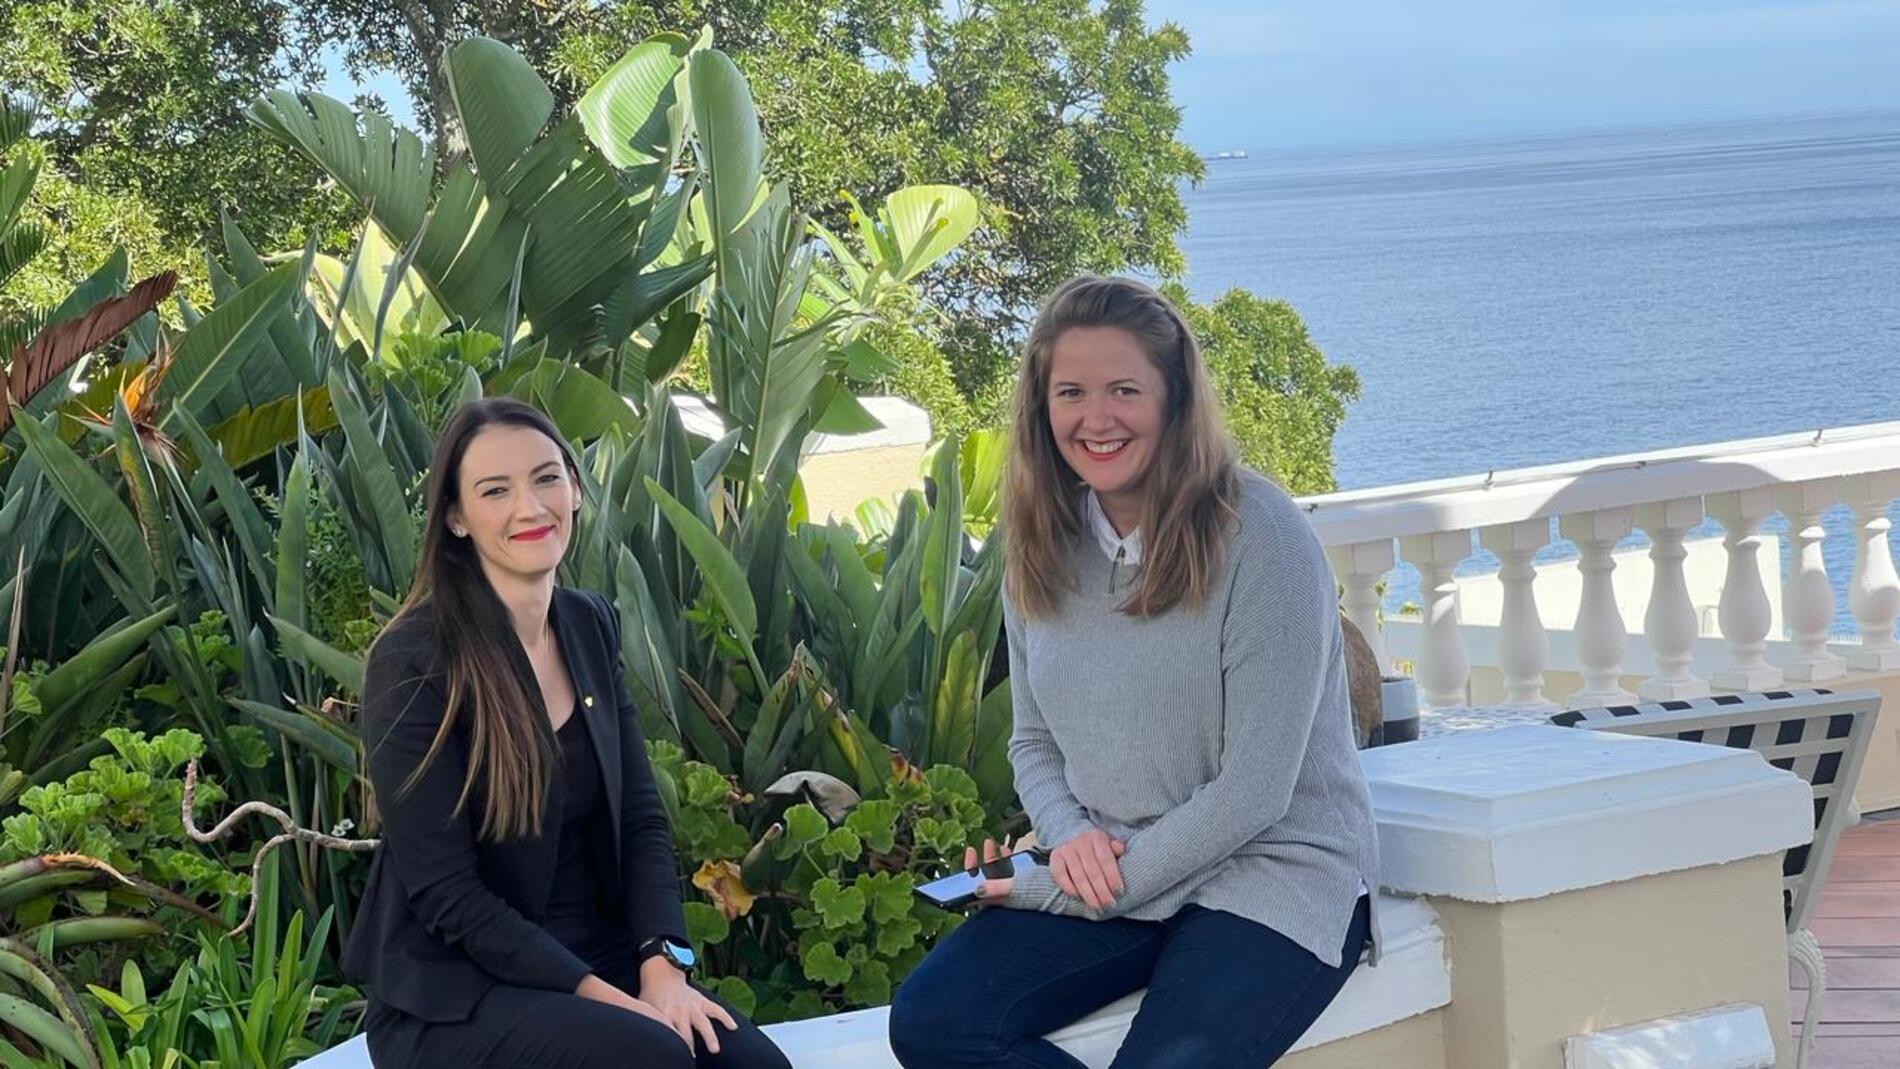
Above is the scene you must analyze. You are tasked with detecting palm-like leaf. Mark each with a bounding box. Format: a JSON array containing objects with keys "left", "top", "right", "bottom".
[
  {"left": 1, "top": 273, "right": 176, "bottom": 437},
  {"left": 158, "top": 264, "right": 296, "bottom": 431}
]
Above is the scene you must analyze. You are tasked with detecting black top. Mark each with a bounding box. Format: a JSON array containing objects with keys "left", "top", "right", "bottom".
[
  {"left": 343, "top": 587, "right": 687, "bottom": 1024},
  {"left": 543, "top": 711, "right": 636, "bottom": 981}
]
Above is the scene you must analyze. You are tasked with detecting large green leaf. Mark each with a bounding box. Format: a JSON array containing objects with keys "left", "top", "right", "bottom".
[
  {"left": 308, "top": 224, "right": 446, "bottom": 354},
  {"left": 160, "top": 264, "right": 298, "bottom": 430},
  {"left": 0, "top": 155, "right": 37, "bottom": 236},
  {"left": 612, "top": 547, "right": 685, "bottom": 746},
  {"left": 0, "top": 990, "right": 88, "bottom": 1068},
  {"left": 602, "top": 253, "right": 713, "bottom": 351},
  {"left": 32, "top": 605, "right": 175, "bottom": 721},
  {"left": 204, "top": 388, "right": 338, "bottom": 471},
  {"left": 918, "top": 435, "right": 964, "bottom": 637},
  {"left": 707, "top": 188, "right": 833, "bottom": 482},
  {"left": 173, "top": 407, "right": 275, "bottom": 597},
  {"left": 688, "top": 50, "right": 765, "bottom": 242},
  {"left": 880, "top": 185, "right": 981, "bottom": 283},
  {"left": 644, "top": 478, "right": 756, "bottom": 642},
  {"left": 247, "top": 92, "right": 433, "bottom": 243},
  {"left": 499, "top": 119, "right": 650, "bottom": 352},
  {"left": 578, "top": 35, "right": 689, "bottom": 172},
  {"left": 249, "top": 92, "right": 519, "bottom": 334},
  {"left": 275, "top": 444, "right": 311, "bottom": 633},
  {"left": 11, "top": 413, "right": 155, "bottom": 600},
  {"left": 228, "top": 698, "right": 357, "bottom": 773},
  {"left": 929, "top": 629, "right": 981, "bottom": 768},
  {"left": 220, "top": 214, "right": 322, "bottom": 388},
  {"left": 506, "top": 359, "right": 642, "bottom": 441},
  {"left": 444, "top": 37, "right": 554, "bottom": 185},
  {"left": 267, "top": 616, "right": 364, "bottom": 696},
  {"left": 326, "top": 368, "right": 416, "bottom": 593}
]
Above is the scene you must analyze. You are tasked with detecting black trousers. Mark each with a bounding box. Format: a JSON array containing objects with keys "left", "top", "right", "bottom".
[{"left": 365, "top": 957, "right": 792, "bottom": 1069}]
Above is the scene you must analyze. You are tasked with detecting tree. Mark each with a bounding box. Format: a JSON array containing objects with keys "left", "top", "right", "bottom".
[
  {"left": 1167, "top": 283, "right": 1361, "bottom": 495},
  {"left": 0, "top": 0, "right": 357, "bottom": 288},
  {"left": 559, "top": 0, "right": 1203, "bottom": 406},
  {"left": 5, "top": 0, "right": 1204, "bottom": 408},
  {"left": 2, "top": 2, "right": 1361, "bottom": 486}
]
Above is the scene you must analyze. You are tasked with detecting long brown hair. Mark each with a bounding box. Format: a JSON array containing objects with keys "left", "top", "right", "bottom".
[
  {"left": 374, "top": 398, "right": 581, "bottom": 841},
  {"left": 1004, "top": 276, "right": 1240, "bottom": 619}
]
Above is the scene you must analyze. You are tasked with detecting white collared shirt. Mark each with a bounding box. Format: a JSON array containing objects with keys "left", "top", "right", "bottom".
[{"left": 1085, "top": 490, "right": 1142, "bottom": 566}]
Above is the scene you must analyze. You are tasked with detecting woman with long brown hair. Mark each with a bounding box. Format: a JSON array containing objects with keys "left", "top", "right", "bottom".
[
  {"left": 888, "top": 277, "right": 1381, "bottom": 1068},
  {"left": 343, "top": 398, "right": 790, "bottom": 1069}
]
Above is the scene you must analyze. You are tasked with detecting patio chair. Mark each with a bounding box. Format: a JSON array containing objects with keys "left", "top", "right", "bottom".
[{"left": 1549, "top": 688, "right": 1882, "bottom": 1069}]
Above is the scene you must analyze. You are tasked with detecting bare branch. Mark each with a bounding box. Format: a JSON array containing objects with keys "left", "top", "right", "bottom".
[{"left": 182, "top": 758, "right": 379, "bottom": 936}]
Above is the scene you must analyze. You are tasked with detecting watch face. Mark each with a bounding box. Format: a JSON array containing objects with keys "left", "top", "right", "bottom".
[{"left": 669, "top": 941, "right": 697, "bottom": 969}]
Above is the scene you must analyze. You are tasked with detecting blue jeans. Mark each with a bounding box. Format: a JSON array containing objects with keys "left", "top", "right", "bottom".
[{"left": 889, "top": 896, "right": 1371, "bottom": 1069}]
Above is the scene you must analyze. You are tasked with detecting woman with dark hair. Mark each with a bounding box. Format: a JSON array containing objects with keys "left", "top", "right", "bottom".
[
  {"left": 343, "top": 398, "right": 791, "bottom": 1069},
  {"left": 887, "top": 277, "right": 1381, "bottom": 1068}
]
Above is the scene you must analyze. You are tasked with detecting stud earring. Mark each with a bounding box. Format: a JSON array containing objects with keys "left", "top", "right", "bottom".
[{"left": 451, "top": 527, "right": 467, "bottom": 538}]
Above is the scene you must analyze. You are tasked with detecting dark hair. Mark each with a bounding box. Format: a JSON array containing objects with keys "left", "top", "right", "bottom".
[{"left": 381, "top": 398, "right": 581, "bottom": 841}]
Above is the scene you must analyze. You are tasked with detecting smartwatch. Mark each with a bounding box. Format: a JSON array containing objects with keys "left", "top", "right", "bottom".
[{"left": 638, "top": 937, "right": 697, "bottom": 974}]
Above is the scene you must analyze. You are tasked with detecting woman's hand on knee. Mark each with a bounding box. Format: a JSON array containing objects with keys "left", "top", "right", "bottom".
[
  {"left": 574, "top": 974, "right": 687, "bottom": 1050},
  {"left": 1049, "top": 828, "right": 1126, "bottom": 910},
  {"left": 641, "top": 970, "right": 738, "bottom": 1055}
]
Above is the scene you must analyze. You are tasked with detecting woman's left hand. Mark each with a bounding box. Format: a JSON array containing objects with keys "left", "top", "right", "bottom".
[
  {"left": 966, "top": 838, "right": 1013, "bottom": 906},
  {"left": 640, "top": 967, "right": 738, "bottom": 1054}
]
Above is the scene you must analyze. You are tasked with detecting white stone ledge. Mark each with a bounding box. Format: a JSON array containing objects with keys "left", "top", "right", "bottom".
[
  {"left": 1362, "top": 724, "right": 1814, "bottom": 902},
  {"left": 766, "top": 894, "right": 1446, "bottom": 1069},
  {"left": 1564, "top": 1003, "right": 1776, "bottom": 1069},
  {"left": 300, "top": 896, "right": 1448, "bottom": 1069}
]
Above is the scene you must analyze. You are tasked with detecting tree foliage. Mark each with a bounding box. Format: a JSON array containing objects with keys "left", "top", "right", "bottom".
[{"left": 1168, "top": 282, "right": 1361, "bottom": 494}]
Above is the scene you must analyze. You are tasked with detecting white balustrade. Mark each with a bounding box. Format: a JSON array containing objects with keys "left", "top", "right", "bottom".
[
  {"left": 1479, "top": 519, "right": 1554, "bottom": 708},
  {"left": 1327, "top": 540, "right": 1397, "bottom": 673},
  {"left": 1296, "top": 421, "right": 1900, "bottom": 707},
  {"left": 1633, "top": 498, "right": 1709, "bottom": 699},
  {"left": 1778, "top": 479, "right": 1846, "bottom": 682},
  {"left": 1559, "top": 509, "right": 1636, "bottom": 707},
  {"left": 1843, "top": 472, "right": 1900, "bottom": 671},
  {"left": 1707, "top": 488, "right": 1783, "bottom": 691},
  {"left": 1400, "top": 531, "right": 1473, "bottom": 708}
]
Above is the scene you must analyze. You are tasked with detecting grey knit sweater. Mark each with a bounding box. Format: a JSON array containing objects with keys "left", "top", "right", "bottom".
[{"left": 1001, "top": 470, "right": 1382, "bottom": 968}]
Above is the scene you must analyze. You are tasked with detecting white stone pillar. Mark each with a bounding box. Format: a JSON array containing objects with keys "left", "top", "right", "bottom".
[
  {"left": 1634, "top": 498, "right": 1710, "bottom": 700},
  {"left": 1360, "top": 723, "right": 1812, "bottom": 1069},
  {"left": 1778, "top": 479, "right": 1846, "bottom": 682},
  {"left": 1707, "top": 488, "right": 1784, "bottom": 691},
  {"left": 1842, "top": 472, "right": 1900, "bottom": 671},
  {"left": 1327, "top": 540, "right": 1397, "bottom": 674},
  {"left": 1480, "top": 519, "right": 1555, "bottom": 709},
  {"left": 1560, "top": 509, "right": 1636, "bottom": 707},
  {"left": 1400, "top": 531, "right": 1473, "bottom": 709}
]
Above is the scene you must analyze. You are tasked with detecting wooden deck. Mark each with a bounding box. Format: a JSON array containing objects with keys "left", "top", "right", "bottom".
[{"left": 1799, "top": 813, "right": 1900, "bottom": 1067}]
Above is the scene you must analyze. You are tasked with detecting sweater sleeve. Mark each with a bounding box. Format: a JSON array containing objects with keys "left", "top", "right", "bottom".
[
  {"left": 1081, "top": 512, "right": 1339, "bottom": 919},
  {"left": 1002, "top": 599, "right": 1096, "bottom": 852}
]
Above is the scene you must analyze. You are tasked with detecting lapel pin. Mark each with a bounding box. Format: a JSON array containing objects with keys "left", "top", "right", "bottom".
[{"left": 583, "top": 695, "right": 595, "bottom": 709}]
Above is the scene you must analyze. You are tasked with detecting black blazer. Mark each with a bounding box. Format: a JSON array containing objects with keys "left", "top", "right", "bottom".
[{"left": 342, "top": 587, "right": 687, "bottom": 1023}]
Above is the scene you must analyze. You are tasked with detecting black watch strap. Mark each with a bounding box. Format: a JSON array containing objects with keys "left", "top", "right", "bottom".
[{"left": 639, "top": 936, "right": 692, "bottom": 972}]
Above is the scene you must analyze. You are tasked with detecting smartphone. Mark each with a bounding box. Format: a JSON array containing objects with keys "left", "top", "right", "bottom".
[{"left": 912, "top": 847, "right": 1051, "bottom": 911}]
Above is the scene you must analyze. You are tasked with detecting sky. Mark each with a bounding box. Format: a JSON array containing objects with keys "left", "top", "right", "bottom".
[
  {"left": 1158, "top": 0, "right": 1900, "bottom": 152},
  {"left": 318, "top": 2, "right": 1900, "bottom": 153}
]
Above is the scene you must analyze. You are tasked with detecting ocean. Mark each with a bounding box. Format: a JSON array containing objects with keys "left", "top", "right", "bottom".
[{"left": 1176, "top": 112, "right": 1900, "bottom": 635}]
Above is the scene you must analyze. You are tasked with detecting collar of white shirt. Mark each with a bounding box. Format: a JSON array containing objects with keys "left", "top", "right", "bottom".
[{"left": 1084, "top": 489, "right": 1142, "bottom": 567}]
